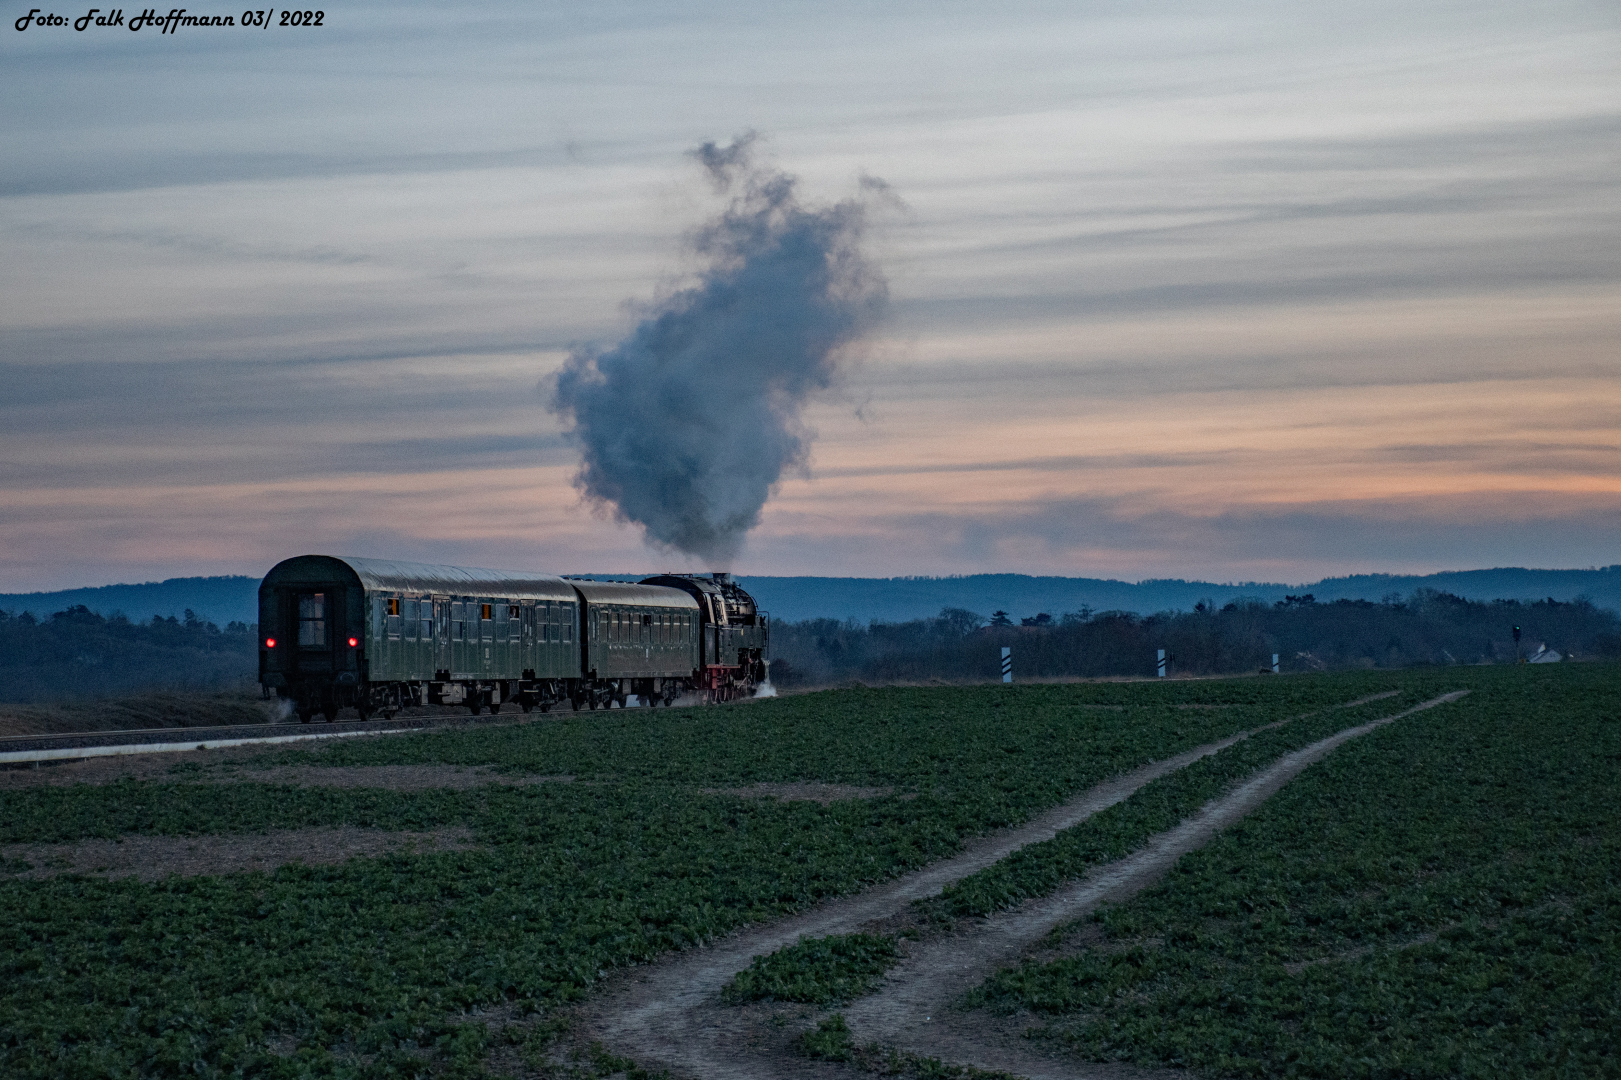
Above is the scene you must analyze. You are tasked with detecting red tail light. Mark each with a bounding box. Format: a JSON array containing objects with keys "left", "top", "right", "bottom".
[
  {"left": 265, "top": 638, "right": 276, "bottom": 648},
  {"left": 348, "top": 637, "right": 359, "bottom": 647}
]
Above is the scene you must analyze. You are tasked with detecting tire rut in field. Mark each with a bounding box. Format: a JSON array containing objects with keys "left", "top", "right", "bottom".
[
  {"left": 564, "top": 689, "right": 1427, "bottom": 1079},
  {"left": 837, "top": 690, "right": 1469, "bottom": 1078}
]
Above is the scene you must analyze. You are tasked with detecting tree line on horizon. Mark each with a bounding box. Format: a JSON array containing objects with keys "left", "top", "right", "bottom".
[
  {"left": 2, "top": 590, "right": 1619, "bottom": 703},
  {"left": 767, "top": 589, "right": 1621, "bottom": 687},
  {"left": 0, "top": 605, "right": 259, "bottom": 703}
]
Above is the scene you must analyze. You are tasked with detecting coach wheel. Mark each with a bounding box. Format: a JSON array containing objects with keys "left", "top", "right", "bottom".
[
  {"left": 467, "top": 699, "right": 483, "bottom": 715},
  {"left": 297, "top": 708, "right": 314, "bottom": 724},
  {"left": 489, "top": 701, "right": 502, "bottom": 715}
]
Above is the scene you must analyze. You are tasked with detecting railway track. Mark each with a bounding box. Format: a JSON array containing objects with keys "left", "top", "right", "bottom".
[{"left": 0, "top": 709, "right": 548, "bottom": 765}]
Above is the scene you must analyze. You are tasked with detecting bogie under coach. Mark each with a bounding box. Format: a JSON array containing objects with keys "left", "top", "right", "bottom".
[{"left": 258, "top": 555, "right": 769, "bottom": 722}]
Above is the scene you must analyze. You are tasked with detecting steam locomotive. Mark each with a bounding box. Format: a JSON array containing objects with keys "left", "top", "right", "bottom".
[{"left": 258, "top": 556, "right": 769, "bottom": 722}]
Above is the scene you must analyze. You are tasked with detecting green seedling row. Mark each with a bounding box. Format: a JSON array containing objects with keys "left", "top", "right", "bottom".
[{"left": 722, "top": 933, "right": 900, "bottom": 1005}]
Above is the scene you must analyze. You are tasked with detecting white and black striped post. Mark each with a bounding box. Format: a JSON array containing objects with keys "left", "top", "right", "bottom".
[
  {"left": 1157, "top": 648, "right": 1167, "bottom": 677},
  {"left": 1272, "top": 653, "right": 1280, "bottom": 674},
  {"left": 1001, "top": 646, "right": 1013, "bottom": 683}
]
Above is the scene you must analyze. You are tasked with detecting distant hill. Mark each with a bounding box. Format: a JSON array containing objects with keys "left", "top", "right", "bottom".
[
  {"left": 0, "top": 576, "right": 262, "bottom": 627},
  {"left": 3, "top": 565, "right": 1618, "bottom": 627},
  {"left": 734, "top": 567, "right": 1621, "bottom": 622}
]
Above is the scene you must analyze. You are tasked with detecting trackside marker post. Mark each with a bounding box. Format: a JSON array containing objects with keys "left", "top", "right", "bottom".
[
  {"left": 1272, "top": 653, "right": 1280, "bottom": 674},
  {"left": 1157, "top": 649, "right": 1166, "bottom": 677},
  {"left": 1001, "top": 646, "right": 1012, "bottom": 683}
]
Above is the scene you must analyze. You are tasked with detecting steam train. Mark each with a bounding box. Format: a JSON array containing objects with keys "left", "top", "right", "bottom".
[{"left": 258, "top": 556, "right": 769, "bottom": 722}]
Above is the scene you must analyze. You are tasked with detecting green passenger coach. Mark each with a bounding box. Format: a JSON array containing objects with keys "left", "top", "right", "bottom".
[
  {"left": 259, "top": 555, "right": 579, "bottom": 721},
  {"left": 572, "top": 581, "right": 700, "bottom": 707}
]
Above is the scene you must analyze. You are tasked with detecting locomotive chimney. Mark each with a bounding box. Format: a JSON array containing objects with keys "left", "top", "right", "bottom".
[{"left": 711, "top": 572, "right": 730, "bottom": 583}]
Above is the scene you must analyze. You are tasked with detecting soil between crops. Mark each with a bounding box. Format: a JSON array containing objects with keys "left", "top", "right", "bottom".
[
  {"left": 0, "top": 752, "right": 577, "bottom": 790},
  {"left": 0, "top": 826, "right": 477, "bottom": 881}
]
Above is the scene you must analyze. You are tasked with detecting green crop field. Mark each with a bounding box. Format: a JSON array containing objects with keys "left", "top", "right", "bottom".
[
  {"left": 0, "top": 667, "right": 1609, "bottom": 1079},
  {"left": 968, "top": 662, "right": 1621, "bottom": 1078}
]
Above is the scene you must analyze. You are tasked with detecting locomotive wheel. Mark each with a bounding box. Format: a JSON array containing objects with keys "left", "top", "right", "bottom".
[
  {"left": 489, "top": 702, "right": 502, "bottom": 715},
  {"left": 518, "top": 698, "right": 533, "bottom": 714},
  {"left": 297, "top": 708, "right": 314, "bottom": 724}
]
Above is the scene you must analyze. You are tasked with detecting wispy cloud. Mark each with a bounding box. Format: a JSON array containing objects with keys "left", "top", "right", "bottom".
[{"left": 0, "top": 1, "right": 1617, "bottom": 589}]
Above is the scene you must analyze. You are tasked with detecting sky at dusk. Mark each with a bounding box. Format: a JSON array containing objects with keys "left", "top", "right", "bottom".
[{"left": 3, "top": 0, "right": 1618, "bottom": 592}]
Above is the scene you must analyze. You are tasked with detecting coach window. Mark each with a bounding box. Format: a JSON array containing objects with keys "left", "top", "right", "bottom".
[
  {"left": 510, "top": 605, "right": 523, "bottom": 643},
  {"left": 422, "top": 600, "right": 437, "bottom": 641},
  {"left": 562, "top": 604, "right": 573, "bottom": 642},
  {"left": 401, "top": 599, "right": 417, "bottom": 641},
  {"left": 451, "top": 602, "right": 465, "bottom": 641},
  {"left": 298, "top": 593, "right": 326, "bottom": 647},
  {"left": 386, "top": 597, "right": 402, "bottom": 639}
]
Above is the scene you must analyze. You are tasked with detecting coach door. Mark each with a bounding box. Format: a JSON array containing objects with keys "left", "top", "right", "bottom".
[
  {"left": 293, "top": 589, "right": 336, "bottom": 676},
  {"left": 430, "top": 597, "right": 450, "bottom": 675}
]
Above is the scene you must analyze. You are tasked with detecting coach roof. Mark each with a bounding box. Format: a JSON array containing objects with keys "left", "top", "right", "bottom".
[
  {"left": 569, "top": 580, "right": 701, "bottom": 610},
  {"left": 260, "top": 555, "right": 577, "bottom": 602}
]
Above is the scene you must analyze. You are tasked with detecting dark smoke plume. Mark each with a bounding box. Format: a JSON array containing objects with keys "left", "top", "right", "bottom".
[{"left": 551, "top": 135, "right": 889, "bottom": 565}]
